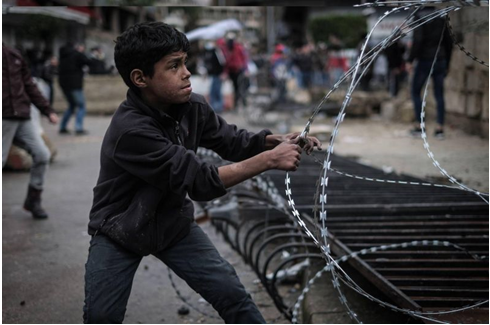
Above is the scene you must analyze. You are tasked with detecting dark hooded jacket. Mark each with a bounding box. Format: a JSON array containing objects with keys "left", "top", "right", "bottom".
[
  {"left": 88, "top": 89, "right": 271, "bottom": 255},
  {"left": 408, "top": 15, "right": 453, "bottom": 67},
  {"left": 58, "top": 44, "right": 90, "bottom": 90}
]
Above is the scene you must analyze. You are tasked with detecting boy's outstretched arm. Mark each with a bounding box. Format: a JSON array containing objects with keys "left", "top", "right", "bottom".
[{"left": 218, "top": 134, "right": 321, "bottom": 189}]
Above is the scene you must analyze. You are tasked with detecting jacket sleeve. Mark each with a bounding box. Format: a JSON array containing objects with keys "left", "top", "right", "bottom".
[
  {"left": 113, "top": 128, "right": 227, "bottom": 201},
  {"left": 198, "top": 107, "right": 272, "bottom": 162},
  {"left": 21, "top": 56, "right": 54, "bottom": 117}
]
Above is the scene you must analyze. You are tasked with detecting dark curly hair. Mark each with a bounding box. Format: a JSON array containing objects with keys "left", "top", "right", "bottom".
[{"left": 114, "top": 21, "right": 190, "bottom": 93}]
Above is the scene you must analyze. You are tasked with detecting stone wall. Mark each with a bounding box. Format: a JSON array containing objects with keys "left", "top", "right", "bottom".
[
  {"left": 52, "top": 74, "right": 128, "bottom": 115},
  {"left": 444, "top": 8, "right": 489, "bottom": 138}
]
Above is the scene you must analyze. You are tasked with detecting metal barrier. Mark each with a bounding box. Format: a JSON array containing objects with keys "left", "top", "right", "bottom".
[{"left": 197, "top": 148, "right": 488, "bottom": 323}]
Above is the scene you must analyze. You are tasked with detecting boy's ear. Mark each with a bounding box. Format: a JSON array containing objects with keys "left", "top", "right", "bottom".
[{"left": 130, "top": 69, "right": 147, "bottom": 88}]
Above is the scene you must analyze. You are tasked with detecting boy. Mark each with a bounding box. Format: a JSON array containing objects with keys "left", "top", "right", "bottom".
[{"left": 83, "top": 22, "right": 321, "bottom": 324}]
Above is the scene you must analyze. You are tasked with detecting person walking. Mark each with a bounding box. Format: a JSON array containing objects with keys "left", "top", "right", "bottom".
[
  {"left": 220, "top": 32, "right": 249, "bottom": 110},
  {"left": 407, "top": 12, "right": 452, "bottom": 139},
  {"left": 2, "top": 43, "right": 59, "bottom": 219},
  {"left": 203, "top": 40, "right": 226, "bottom": 113},
  {"left": 385, "top": 40, "right": 406, "bottom": 97},
  {"left": 58, "top": 42, "right": 91, "bottom": 135},
  {"left": 40, "top": 54, "right": 59, "bottom": 106}
]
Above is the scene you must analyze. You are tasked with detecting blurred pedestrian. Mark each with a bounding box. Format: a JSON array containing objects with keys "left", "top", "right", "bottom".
[
  {"left": 312, "top": 43, "right": 329, "bottom": 87},
  {"left": 292, "top": 44, "right": 314, "bottom": 89},
  {"left": 40, "top": 55, "right": 58, "bottom": 106},
  {"left": 357, "top": 33, "right": 374, "bottom": 91},
  {"left": 88, "top": 46, "right": 112, "bottom": 75},
  {"left": 203, "top": 40, "right": 226, "bottom": 113},
  {"left": 2, "top": 43, "right": 59, "bottom": 219},
  {"left": 407, "top": 13, "right": 452, "bottom": 139},
  {"left": 385, "top": 40, "right": 406, "bottom": 97},
  {"left": 221, "top": 32, "right": 248, "bottom": 110},
  {"left": 269, "top": 43, "right": 289, "bottom": 104},
  {"left": 58, "top": 42, "right": 91, "bottom": 135},
  {"left": 327, "top": 34, "right": 348, "bottom": 86},
  {"left": 25, "top": 48, "right": 45, "bottom": 79}
]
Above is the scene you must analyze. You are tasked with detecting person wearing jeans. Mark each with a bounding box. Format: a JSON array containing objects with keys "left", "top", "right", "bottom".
[
  {"left": 411, "top": 59, "right": 447, "bottom": 133},
  {"left": 83, "top": 222, "right": 265, "bottom": 323},
  {"left": 58, "top": 42, "right": 91, "bottom": 135},
  {"left": 60, "top": 88, "right": 87, "bottom": 134},
  {"left": 2, "top": 43, "right": 59, "bottom": 219},
  {"left": 203, "top": 41, "right": 225, "bottom": 113},
  {"left": 407, "top": 12, "right": 452, "bottom": 139}
]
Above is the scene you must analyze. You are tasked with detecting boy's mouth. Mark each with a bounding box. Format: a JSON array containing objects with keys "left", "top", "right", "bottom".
[{"left": 181, "top": 84, "right": 192, "bottom": 94}]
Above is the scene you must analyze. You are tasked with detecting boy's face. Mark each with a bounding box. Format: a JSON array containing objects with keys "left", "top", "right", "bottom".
[{"left": 141, "top": 51, "right": 192, "bottom": 109}]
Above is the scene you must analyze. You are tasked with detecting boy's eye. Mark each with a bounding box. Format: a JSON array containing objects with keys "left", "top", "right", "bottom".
[{"left": 170, "top": 58, "right": 188, "bottom": 70}]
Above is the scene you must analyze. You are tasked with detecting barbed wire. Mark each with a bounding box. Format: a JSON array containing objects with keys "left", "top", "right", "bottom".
[
  {"left": 285, "top": 3, "right": 488, "bottom": 324},
  {"left": 292, "top": 240, "right": 488, "bottom": 324},
  {"left": 446, "top": 15, "right": 489, "bottom": 67},
  {"left": 356, "top": 0, "right": 489, "bottom": 7},
  {"left": 170, "top": 2, "right": 488, "bottom": 323},
  {"left": 415, "top": 15, "right": 489, "bottom": 203},
  {"left": 299, "top": 4, "right": 457, "bottom": 139},
  {"left": 304, "top": 152, "right": 489, "bottom": 193}
]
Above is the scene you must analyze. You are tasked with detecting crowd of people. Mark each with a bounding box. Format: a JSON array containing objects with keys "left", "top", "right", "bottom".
[
  {"left": 16, "top": 28, "right": 437, "bottom": 124},
  {"left": 197, "top": 20, "right": 450, "bottom": 143},
  {"left": 198, "top": 32, "right": 410, "bottom": 114},
  {"left": 199, "top": 34, "right": 351, "bottom": 112}
]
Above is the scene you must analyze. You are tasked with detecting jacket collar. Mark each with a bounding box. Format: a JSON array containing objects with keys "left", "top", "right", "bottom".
[{"left": 126, "top": 89, "right": 191, "bottom": 124}]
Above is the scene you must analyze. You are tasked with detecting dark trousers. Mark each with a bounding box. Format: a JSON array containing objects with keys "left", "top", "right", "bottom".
[
  {"left": 83, "top": 222, "right": 265, "bottom": 324},
  {"left": 229, "top": 71, "right": 247, "bottom": 108},
  {"left": 411, "top": 59, "right": 447, "bottom": 126}
]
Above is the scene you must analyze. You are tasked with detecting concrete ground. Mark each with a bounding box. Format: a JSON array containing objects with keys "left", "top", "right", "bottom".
[{"left": 2, "top": 84, "right": 488, "bottom": 324}]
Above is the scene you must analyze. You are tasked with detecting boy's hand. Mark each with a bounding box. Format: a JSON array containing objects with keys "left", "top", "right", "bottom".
[
  {"left": 268, "top": 138, "right": 302, "bottom": 171},
  {"left": 219, "top": 138, "right": 304, "bottom": 188},
  {"left": 284, "top": 132, "right": 322, "bottom": 155},
  {"left": 219, "top": 134, "right": 319, "bottom": 188}
]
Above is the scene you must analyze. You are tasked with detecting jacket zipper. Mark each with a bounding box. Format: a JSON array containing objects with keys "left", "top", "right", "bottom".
[
  {"left": 155, "top": 112, "right": 184, "bottom": 146},
  {"left": 94, "top": 218, "right": 107, "bottom": 237},
  {"left": 174, "top": 121, "right": 183, "bottom": 145}
]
